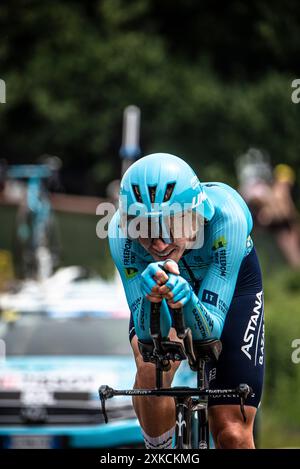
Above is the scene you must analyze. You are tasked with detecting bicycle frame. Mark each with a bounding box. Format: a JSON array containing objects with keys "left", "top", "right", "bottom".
[
  {"left": 99, "top": 383, "right": 251, "bottom": 449},
  {"left": 7, "top": 165, "right": 52, "bottom": 248},
  {"left": 99, "top": 303, "right": 252, "bottom": 449},
  {"left": 4, "top": 164, "right": 59, "bottom": 280}
]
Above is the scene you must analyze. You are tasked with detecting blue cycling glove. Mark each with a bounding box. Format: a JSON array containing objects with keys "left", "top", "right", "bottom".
[
  {"left": 165, "top": 274, "right": 192, "bottom": 306},
  {"left": 140, "top": 261, "right": 192, "bottom": 306},
  {"left": 140, "top": 262, "right": 166, "bottom": 296}
]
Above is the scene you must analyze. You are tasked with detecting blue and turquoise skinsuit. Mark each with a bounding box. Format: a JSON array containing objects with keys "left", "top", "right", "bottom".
[{"left": 108, "top": 182, "right": 254, "bottom": 343}]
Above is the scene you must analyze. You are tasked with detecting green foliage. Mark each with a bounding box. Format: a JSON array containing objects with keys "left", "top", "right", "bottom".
[
  {"left": 1, "top": 1, "right": 300, "bottom": 195},
  {"left": 261, "top": 266, "right": 300, "bottom": 433}
]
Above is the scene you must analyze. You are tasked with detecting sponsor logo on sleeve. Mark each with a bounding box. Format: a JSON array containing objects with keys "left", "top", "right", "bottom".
[
  {"left": 193, "top": 302, "right": 214, "bottom": 336},
  {"left": 123, "top": 239, "right": 132, "bottom": 265},
  {"left": 122, "top": 239, "right": 136, "bottom": 266},
  {"left": 125, "top": 267, "right": 138, "bottom": 279},
  {"left": 212, "top": 237, "right": 227, "bottom": 278},
  {"left": 202, "top": 289, "right": 218, "bottom": 307},
  {"left": 212, "top": 236, "right": 227, "bottom": 251},
  {"left": 192, "top": 308, "right": 209, "bottom": 339},
  {"left": 213, "top": 250, "right": 227, "bottom": 278},
  {"left": 218, "top": 299, "right": 229, "bottom": 314}
]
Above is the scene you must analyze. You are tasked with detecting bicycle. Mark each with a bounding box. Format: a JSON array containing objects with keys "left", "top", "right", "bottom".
[
  {"left": 0, "top": 158, "right": 61, "bottom": 281},
  {"left": 99, "top": 301, "right": 253, "bottom": 449}
]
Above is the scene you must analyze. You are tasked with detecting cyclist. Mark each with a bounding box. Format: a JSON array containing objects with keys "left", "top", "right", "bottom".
[{"left": 108, "top": 153, "right": 264, "bottom": 449}]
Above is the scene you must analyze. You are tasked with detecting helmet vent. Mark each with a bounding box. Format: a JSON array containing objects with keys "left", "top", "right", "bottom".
[
  {"left": 148, "top": 185, "right": 157, "bottom": 204},
  {"left": 132, "top": 184, "right": 142, "bottom": 203},
  {"left": 163, "top": 183, "right": 176, "bottom": 202}
]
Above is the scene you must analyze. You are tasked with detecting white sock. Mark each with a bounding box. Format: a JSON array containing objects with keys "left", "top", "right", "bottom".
[{"left": 142, "top": 426, "right": 175, "bottom": 449}]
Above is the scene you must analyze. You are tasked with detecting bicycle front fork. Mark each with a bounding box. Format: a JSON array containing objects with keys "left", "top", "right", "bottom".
[
  {"left": 194, "top": 405, "right": 209, "bottom": 449},
  {"left": 174, "top": 398, "right": 210, "bottom": 449},
  {"left": 174, "top": 397, "right": 192, "bottom": 449}
]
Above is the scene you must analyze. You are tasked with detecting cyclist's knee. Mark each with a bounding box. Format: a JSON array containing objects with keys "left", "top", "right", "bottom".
[
  {"left": 135, "top": 358, "right": 156, "bottom": 388},
  {"left": 216, "top": 423, "right": 254, "bottom": 449}
]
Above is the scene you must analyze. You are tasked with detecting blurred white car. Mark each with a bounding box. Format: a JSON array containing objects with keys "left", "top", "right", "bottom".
[{"left": 0, "top": 268, "right": 195, "bottom": 449}]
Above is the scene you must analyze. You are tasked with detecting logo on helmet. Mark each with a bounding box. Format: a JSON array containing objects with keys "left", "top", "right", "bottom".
[
  {"left": 191, "top": 175, "right": 201, "bottom": 189},
  {"left": 191, "top": 192, "right": 206, "bottom": 209}
]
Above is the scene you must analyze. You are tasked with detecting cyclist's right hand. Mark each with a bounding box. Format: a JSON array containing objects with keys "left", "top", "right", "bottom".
[
  {"left": 138, "top": 261, "right": 174, "bottom": 340},
  {"left": 141, "top": 262, "right": 169, "bottom": 302}
]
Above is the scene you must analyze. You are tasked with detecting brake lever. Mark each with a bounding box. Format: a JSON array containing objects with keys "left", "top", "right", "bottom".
[
  {"left": 240, "top": 396, "right": 246, "bottom": 423},
  {"left": 238, "top": 384, "right": 252, "bottom": 423},
  {"left": 98, "top": 385, "right": 113, "bottom": 424},
  {"left": 100, "top": 395, "right": 108, "bottom": 423}
]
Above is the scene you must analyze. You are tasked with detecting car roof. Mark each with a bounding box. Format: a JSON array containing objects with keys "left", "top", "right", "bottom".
[{"left": 0, "top": 267, "right": 130, "bottom": 319}]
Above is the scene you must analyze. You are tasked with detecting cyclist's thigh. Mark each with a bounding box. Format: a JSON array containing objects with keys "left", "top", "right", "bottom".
[{"left": 207, "top": 291, "right": 265, "bottom": 408}]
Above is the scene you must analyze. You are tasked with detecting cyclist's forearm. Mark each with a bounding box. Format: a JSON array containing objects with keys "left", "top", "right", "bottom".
[
  {"left": 182, "top": 291, "right": 223, "bottom": 340},
  {"left": 134, "top": 298, "right": 172, "bottom": 342}
]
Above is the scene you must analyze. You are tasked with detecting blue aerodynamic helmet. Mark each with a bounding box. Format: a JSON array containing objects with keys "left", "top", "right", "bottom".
[{"left": 119, "top": 153, "right": 215, "bottom": 242}]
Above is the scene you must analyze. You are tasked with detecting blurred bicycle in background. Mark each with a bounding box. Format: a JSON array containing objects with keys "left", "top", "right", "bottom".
[{"left": 0, "top": 156, "right": 61, "bottom": 281}]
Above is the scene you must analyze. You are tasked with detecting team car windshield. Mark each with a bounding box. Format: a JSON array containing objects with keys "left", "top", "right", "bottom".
[{"left": 0, "top": 314, "right": 131, "bottom": 356}]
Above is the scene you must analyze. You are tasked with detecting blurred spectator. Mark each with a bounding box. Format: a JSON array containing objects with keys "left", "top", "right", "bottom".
[
  {"left": 0, "top": 250, "right": 15, "bottom": 291},
  {"left": 106, "top": 179, "right": 120, "bottom": 208},
  {"left": 237, "top": 149, "right": 300, "bottom": 268}
]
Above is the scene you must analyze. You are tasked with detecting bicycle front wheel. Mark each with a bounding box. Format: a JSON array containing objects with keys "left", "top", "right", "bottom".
[{"left": 194, "top": 406, "right": 209, "bottom": 449}]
